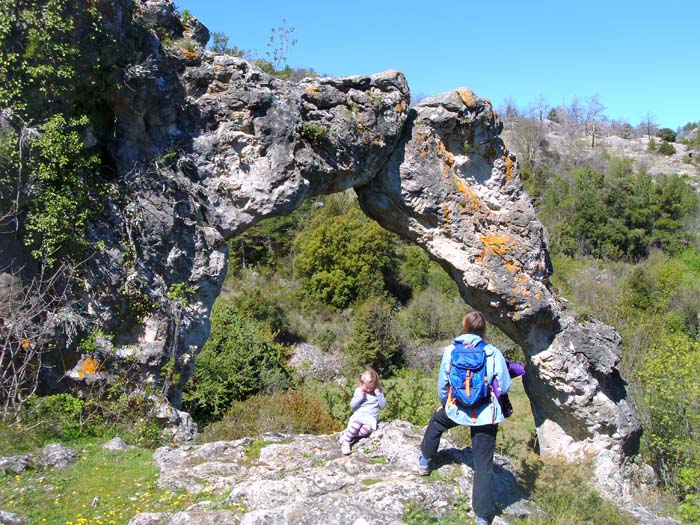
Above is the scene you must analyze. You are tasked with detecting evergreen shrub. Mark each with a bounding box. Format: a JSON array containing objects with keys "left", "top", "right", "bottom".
[{"left": 182, "top": 301, "right": 290, "bottom": 424}]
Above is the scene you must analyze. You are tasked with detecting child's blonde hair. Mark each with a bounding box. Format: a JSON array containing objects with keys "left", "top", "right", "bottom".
[{"left": 358, "top": 368, "right": 379, "bottom": 390}]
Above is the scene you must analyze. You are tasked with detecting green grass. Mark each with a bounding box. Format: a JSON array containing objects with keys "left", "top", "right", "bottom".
[
  {"left": 361, "top": 478, "right": 383, "bottom": 486},
  {"left": 0, "top": 442, "right": 234, "bottom": 524},
  {"left": 243, "top": 438, "right": 268, "bottom": 462},
  {"left": 403, "top": 496, "right": 471, "bottom": 524}
]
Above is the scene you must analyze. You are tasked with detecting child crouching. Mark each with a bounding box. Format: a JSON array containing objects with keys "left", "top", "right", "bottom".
[{"left": 340, "top": 369, "right": 387, "bottom": 455}]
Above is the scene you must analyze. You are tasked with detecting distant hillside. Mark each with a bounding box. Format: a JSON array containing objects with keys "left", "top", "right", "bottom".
[{"left": 502, "top": 118, "right": 699, "bottom": 182}]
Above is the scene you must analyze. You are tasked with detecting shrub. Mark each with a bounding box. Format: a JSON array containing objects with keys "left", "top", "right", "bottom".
[
  {"left": 198, "top": 389, "right": 341, "bottom": 442},
  {"left": 512, "top": 457, "right": 635, "bottom": 525},
  {"left": 345, "top": 295, "right": 402, "bottom": 375},
  {"left": 299, "top": 123, "right": 326, "bottom": 143},
  {"left": 294, "top": 198, "right": 399, "bottom": 309},
  {"left": 636, "top": 332, "right": 700, "bottom": 499},
  {"left": 182, "top": 302, "right": 290, "bottom": 424},
  {"left": 398, "top": 288, "right": 463, "bottom": 342},
  {"left": 23, "top": 114, "right": 101, "bottom": 264},
  {"left": 9, "top": 389, "right": 165, "bottom": 450},
  {"left": 381, "top": 368, "right": 437, "bottom": 425},
  {"left": 656, "top": 127, "right": 677, "bottom": 143},
  {"left": 399, "top": 244, "right": 430, "bottom": 291},
  {"left": 231, "top": 288, "right": 291, "bottom": 342},
  {"left": 296, "top": 379, "right": 352, "bottom": 424},
  {"left": 657, "top": 140, "right": 676, "bottom": 156}
]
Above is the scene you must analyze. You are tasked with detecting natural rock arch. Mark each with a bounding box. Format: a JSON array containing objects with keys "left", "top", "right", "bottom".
[{"left": 19, "top": 0, "right": 640, "bottom": 497}]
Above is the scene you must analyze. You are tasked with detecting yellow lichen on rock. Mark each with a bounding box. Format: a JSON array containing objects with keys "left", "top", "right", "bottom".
[
  {"left": 505, "top": 261, "right": 522, "bottom": 274},
  {"left": 456, "top": 88, "right": 477, "bottom": 108},
  {"left": 304, "top": 85, "right": 320, "bottom": 96},
  {"left": 82, "top": 357, "right": 99, "bottom": 374},
  {"left": 442, "top": 203, "right": 452, "bottom": 225},
  {"left": 504, "top": 156, "right": 514, "bottom": 182},
  {"left": 480, "top": 234, "right": 514, "bottom": 257},
  {"left": 435, "top": 138, "right": 454, "bottom": 180},
  {"left": 435, "top": 137, "right": 454, "bottom": 166},
  {"left": 414, "top": 131, "right": 430, "bottom": 159},
  {"left": 454, "top": 177, "right": 482, "bottom": 213}
]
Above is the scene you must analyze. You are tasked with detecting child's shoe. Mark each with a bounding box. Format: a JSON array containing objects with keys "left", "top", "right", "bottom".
[{"left": 341, "top": 442, "right": 352, "bottom": 455}]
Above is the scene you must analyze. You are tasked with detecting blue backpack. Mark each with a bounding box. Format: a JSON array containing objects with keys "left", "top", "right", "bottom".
[{"left": 447, "top": 339, "right": 491, "bottom": 410}]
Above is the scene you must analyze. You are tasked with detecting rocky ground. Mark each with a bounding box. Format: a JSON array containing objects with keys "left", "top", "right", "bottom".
[
  {"left": 128, "top": 420, "right": 535, "bottom": 525},
  {"left": 0, "top": 423, "right": 682, "bottom": 525}
]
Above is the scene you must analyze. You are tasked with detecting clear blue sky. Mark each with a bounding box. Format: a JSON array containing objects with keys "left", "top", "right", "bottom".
[{"left": 177, "top": 0, "right": 698, "bottom": 130}]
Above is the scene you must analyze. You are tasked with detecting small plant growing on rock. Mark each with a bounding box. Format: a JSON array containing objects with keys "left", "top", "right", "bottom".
[{"left": 299, "top": 123, "right": 327, "bottom": 144}]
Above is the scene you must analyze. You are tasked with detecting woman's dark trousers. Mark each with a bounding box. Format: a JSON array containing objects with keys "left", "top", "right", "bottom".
[{"left": 420, "top": 407, "right": 498, "bottom": 519}]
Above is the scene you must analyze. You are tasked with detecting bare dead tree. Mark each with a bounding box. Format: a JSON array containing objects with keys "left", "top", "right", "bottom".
[
  {"left": 586, "top": 94, "right": 607, "bottom": 149},
  {"left": 0, "top": 262, "right": 86, "bottom": 422}
]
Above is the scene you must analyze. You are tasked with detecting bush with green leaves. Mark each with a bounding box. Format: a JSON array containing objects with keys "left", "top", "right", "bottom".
[
  {"left": 228, "top": 201, "right": 312, "bottom": 274},
  {"left": 381, "top": 368, "right": 437, "bottom": 425},
  {"left": 538, "top": 158, "right": 698, "bottom": 260},
  {"left": 657, "top": 140, "right": 676, "bottom": 156},
  {"left": 0, "top": 0, "right": 109, "bottom": 117},
  {"left": 398, "top": 244, "right": 430, "bottom": 291},
  {"left": 345, "top": 295, "right": 402, "bottom": 376},
  {"left": 656, "top": 128, "right": 677, "bottom": 143},
  {"left": 398, "top": 288, "right": 463, "bottom": 342},
  {"left": 23, "top": 114, "right": 100, "bottom": 264},
  {"left": 4, "top": 389, "right": 165, "bottom": 451},
  {"left": 293, "top": 196, "right": 400, "bottom": 309},
  {"left": 636, "top": 332, "right": 700, "bottom": 513},
  {"left": 182, "top": 301, "right": 291, "bottom": 424},
  {"left": 230, "top": 288, "right": 291, "bottom": 342}
]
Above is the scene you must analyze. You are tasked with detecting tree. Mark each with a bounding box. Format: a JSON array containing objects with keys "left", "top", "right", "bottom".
[
  {"left": 533, "top": 94, "right": 550, "bottom": 136},
  {"left": 639, "top": 112, "right": 657, "bottom": 140},
  {"left": 293, "top": 197, "right": 399, "bottom": 309},
  {"left": 209, "top": 32, "right": 246, "bottom": 57},
  {"left": 636, "top": 332, "right": 700, "bottom": 500},
  {"left": 345, "top": 295, "right": 402, "bottom": 375},
  {"left": 656, "top": 127, "right": 677, "bottom": 143},
  {"left": 585, "top": 95, "right": 606, "bottom": 149},
  {"left": 182, "top": 302, "right": 290, "bottom": 423}
]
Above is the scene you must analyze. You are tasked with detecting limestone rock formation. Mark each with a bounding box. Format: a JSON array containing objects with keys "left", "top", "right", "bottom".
[
  {"left": 1, "top": 0, "right": 643, "bottom": 497},
  {"left": 128, "top": 420, "right": 535, "bottom": 525}
]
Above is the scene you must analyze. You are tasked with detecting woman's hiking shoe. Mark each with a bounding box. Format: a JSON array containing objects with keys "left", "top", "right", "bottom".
[
  {"left": 341, "top": 442, "right": 352, "bottom": 455},
  {"left": 417, "top": 455, "right": 430, "bottom": 476}
]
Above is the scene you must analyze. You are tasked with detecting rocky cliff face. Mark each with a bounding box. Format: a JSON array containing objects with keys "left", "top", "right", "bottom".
[{"left": 2, "top": 0, "right": 643, "bottom": 496}]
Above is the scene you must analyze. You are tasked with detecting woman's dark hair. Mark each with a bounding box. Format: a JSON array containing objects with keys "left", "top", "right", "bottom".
[{"left": 461, "top": 310, "right": 486, "bottom": 337}]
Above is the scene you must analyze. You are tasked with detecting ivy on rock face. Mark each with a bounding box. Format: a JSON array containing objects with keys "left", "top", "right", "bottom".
[
  {"left": 24, "top": 114, "right": 100, "bottom": 264},
  {"left": 0, "top": 0, "right": 110, "bottom": 118}
]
